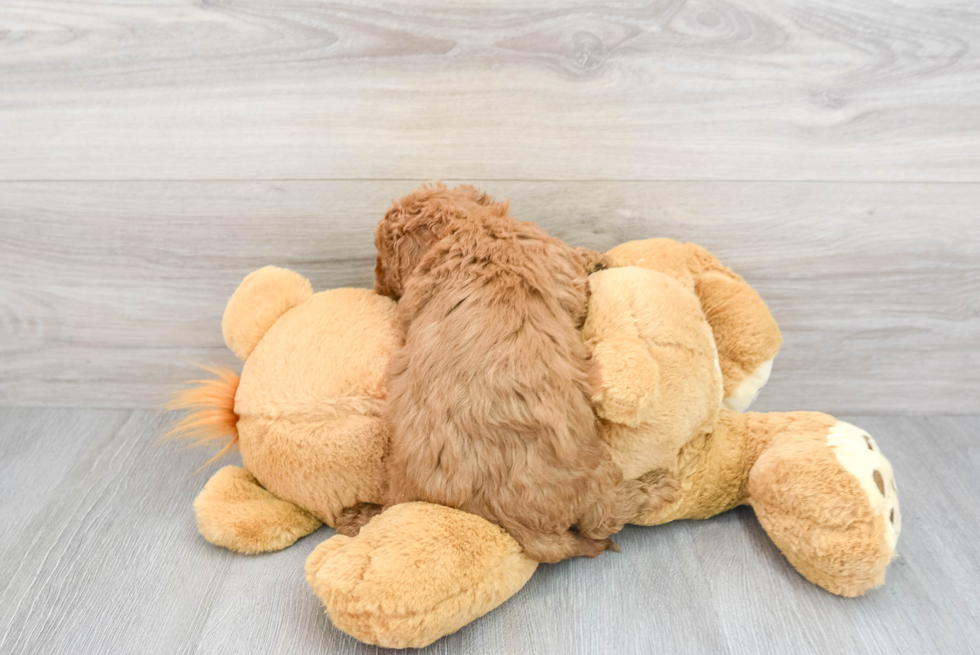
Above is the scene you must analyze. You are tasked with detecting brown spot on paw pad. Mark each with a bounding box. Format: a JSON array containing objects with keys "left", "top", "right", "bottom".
[
  {"left": 863, "top": 435, "right": 874, "bottom": 450},
  {"left": 890, "top": 508, "right": 895, "bottom": 524},
  {"left": 873, "top": 470, "right": 885, "bottom": 495}
]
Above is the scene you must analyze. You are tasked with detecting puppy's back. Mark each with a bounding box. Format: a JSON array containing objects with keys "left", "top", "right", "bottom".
[{"left": 386, "top": 220, "right": 629, "bottom": 561}]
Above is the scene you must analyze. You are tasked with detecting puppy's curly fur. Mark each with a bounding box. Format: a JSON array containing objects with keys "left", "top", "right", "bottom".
[{"left": 374, "top": 183, "right": 644, "bottom": 563}]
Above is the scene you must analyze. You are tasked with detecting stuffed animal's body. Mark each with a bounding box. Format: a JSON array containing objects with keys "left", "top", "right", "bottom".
[{"left": 171, "top": 238, "right": 901, "bottom": 649}]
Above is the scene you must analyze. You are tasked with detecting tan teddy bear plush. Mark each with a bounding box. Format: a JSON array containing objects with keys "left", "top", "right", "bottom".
[{"left": 170, "top": 238, "right": 901, "bottom": 649}]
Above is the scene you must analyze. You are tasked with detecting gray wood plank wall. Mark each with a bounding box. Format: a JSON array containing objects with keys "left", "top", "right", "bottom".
[{"left": 1, "top": 0, "right": 978, "bottom": 413}]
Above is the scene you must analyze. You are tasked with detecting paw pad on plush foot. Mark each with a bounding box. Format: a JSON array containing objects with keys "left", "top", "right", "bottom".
[{"left": 826, "top": 421, "right": 901, "bottom": 550}]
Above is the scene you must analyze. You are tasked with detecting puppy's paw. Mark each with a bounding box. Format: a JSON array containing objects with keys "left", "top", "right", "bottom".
[
  {"left": 573, "top": 534, "right": 620, "bottom": 558},
  {"left": 572, "top": 247, "right": 610, "bottom": 274}
]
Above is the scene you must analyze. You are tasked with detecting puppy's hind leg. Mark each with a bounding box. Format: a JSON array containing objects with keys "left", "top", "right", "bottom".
[
  {"left": 334, "top": 502, "right": 385, "bottom": 537},
  {"left": 575, "top": 459, "right": 650, "bottom": 541},
  {"left": 572, "top": 531, "right": 620, "bottom": 557},
  {"left": 507, "top": 524, "right": 618, "bottom": 563}
]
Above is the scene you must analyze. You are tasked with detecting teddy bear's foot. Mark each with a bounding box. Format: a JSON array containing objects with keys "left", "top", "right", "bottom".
[
  {"left": 305, "top": 501, "right": 538, "bottom": 648},
  {"left": 749, "top": 419, "right": 901, "bottom": 597},
  {"left": 194, "top": 465, "right": 322, "bottom": 553}
]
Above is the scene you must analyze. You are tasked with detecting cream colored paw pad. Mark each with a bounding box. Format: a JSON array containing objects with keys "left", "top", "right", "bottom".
[
  {"left": 723, "top": 358, "right": 774, "bottom": 412},
  {"left": 826, "top": 421, "right": 901, "bottom": 550}
]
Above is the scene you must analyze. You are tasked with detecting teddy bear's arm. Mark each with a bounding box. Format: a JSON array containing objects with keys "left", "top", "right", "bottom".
[
  {"left": 582, "top": 268, "right": 662, "bottom": 427},
  {"left": 194, "top": 466, "right": 321, "bottom": 553},
  {"left": 590, "top": 339, "right": 660, "bottom": 427},
  {"left": 606, "top": 239, "right": 782, "bottom": 411},
  {"left": 688, "top": 243, "right": 783, "bottom": 411},
  {"left": 222, "top": 266, "right": 313, "bottom": 360}
]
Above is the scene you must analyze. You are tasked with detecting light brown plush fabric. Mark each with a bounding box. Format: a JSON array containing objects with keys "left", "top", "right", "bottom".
[
  {"left": 222, "top": 266, "right": 313, "bottom": 361},
  {"left": 236, "top": 286, "right": 398, "bottom": 527},
  {"left": 300, "top": 409, "right": 898, "bottom": 649},
  {"left": 170, "top": 232, "right": 900, "bottom": 649},
  {"left": 194, "top": 465, "right": 321, "bottom": 553},
  {"left": 749, "top": 420, "right": 897, "bottom": 596},
  {"left": 583, "top": 266, "right": 722, "bottom": 479},
  {"left": 623, "top": 410, "right": 896, "bottom": 596},
  {"left": 305, "top": 502, "right": 538, "bottom": 649},
  {"left": 631, "top": 410, "right": 837, "bottom": 525},
  {"left": 606, "top": 239, "right": 783, "bottom": 407}
]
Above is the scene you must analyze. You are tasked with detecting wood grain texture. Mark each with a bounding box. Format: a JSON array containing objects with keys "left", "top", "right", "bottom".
[
  {"left": 1, "top": 0, "right": 979, "bottom": 181},
  {"left": 1, "top": 180, "right": 977, "bottom": 412},
  {"left": 0, "top": 409, "right": 977, "bottom": 654}
]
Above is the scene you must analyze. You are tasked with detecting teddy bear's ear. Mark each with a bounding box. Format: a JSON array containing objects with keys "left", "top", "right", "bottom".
[{"left": 222, "top": 266, "right": 313, "bottom": 360}]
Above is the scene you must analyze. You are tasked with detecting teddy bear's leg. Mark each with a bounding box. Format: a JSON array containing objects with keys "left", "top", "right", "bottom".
[
  {"left": 194, "top": 465, "right": 322, "bottom": 553},
  {"left": 748, "top": 417, "right": 901, "bottom": 596},
  {"left": 305, "top": 502, "right": 538, "bottom": 649},
  {"left": 605, "top": 239, "right": 783, "bottom": 411}
]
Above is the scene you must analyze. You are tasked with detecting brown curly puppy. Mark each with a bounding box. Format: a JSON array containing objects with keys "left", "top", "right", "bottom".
[{"left": 374, "top": 183, "right": 644, "bottom": 563}]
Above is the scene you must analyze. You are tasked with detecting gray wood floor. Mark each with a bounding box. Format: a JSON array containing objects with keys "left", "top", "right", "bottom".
[{"left": 0, "top": 408, "right": 977, "bottom": 655}]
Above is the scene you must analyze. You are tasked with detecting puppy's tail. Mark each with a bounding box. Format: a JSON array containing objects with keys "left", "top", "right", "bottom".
[{"left": 164, "top": 365, "right": 240, "bottom": 467}]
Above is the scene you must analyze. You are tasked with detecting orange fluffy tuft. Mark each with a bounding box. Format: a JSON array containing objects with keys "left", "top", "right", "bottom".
[{"left": 164, "top": 366, "right": 241, "bottom": 467}]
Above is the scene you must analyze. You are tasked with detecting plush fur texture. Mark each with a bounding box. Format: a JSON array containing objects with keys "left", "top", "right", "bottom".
[
  {"left": 234, "top": 285, "right": 398, "bottom": 528},
  {"left": 169, "top": 272, "right": 400, "bottom": 539},
  {"left": 222, "top": 266, "right": 313, "bottom": 361},
  {"left": 170, "top": 233, "right": 901, "bottom": 648},
  {"left": 373, "top": 183, "right": 641, "bottom": 563},
  {"left": 308, "top": 410, "right": 899, "bottom": 646},
  {"left": 749, "top": 417, "right": 899, "bottom": 596},
  {"left": 606, "top": 239, "right": 783, "bottom": 410},
  {"left": 194, "top": 465, "right": 321, "bottom": 553},
  {"left": 306, "top": 502, "right": 538, "bottom": 649},
  {"left": 584, "top": 266, "right": 723, "bottom": 481}
]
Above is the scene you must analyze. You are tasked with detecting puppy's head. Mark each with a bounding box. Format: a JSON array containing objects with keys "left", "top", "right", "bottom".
[{"left": 373, "top": 182, "right": 508, "bottom": 299}]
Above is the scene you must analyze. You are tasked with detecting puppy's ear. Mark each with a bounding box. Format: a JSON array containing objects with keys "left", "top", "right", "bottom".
[{"left": 373, "top": 214, "right": 441, "bottom": 300}]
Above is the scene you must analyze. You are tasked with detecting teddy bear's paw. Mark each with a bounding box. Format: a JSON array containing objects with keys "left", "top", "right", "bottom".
[
  {"left": 722, "top": 358, "right": 774, "bottom": 412},
  {"left": 749, "top": 418, "right": 901, "bottom": 597},
  {"left": 193, "top": 466, "right": 322, "bottom": 554},
  {"left": 826, "top": 421, "right": 901, "bottom": 550},
  {"left": 305, "top": 502, "right": 538, "bottom": 649}
]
